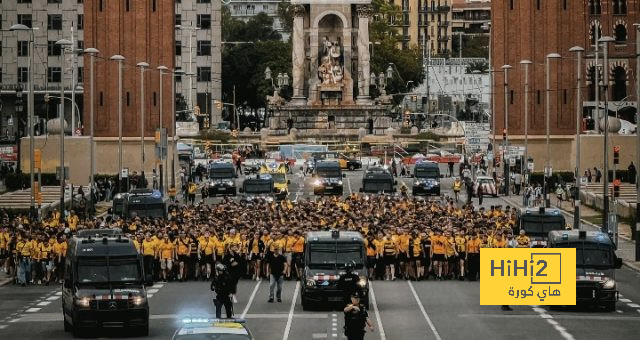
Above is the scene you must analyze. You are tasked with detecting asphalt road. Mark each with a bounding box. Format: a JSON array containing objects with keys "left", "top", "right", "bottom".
[{"left": 2, "top": 166, "right": 640, "bottom": 339}]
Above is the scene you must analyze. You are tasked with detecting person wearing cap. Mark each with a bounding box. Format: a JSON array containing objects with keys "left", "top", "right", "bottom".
[
  {"left": 211, "top": 263, "right": 234, "bottom": 319},
  {"left": 343, "top": 292, "right": 374, "bottom": 340},
  {"left": 338, "top": 261, "right": 361, "bottom": 307}
]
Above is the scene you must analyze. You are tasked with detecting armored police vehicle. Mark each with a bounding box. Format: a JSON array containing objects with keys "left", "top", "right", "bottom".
[
  {"left": 207, "top": 161, "right": 237, "bottom": 197},
  {"left": 412, "top": 160, "right": 441, "bottom": 195},
  {"left": 239, "top": 174, "right": 275, "bottom": 202},
  {"left": 547, "top": 230, "right": 622, "bottom": 311},
  {"left": 361, "top": 166, "right": 396, "bottom": 194},
  {"left": 172, "top": 318, "right": 254, "bottom": 340},
  {"left": 514, "top": 207, "right": 566, "bottom": 247},
  {"left": 312, "top": 160, "right": 345, "bottom": 196},
  {"left": 259, "top": 162, "right": 290, "bottom": 200},
  {"left": 62, "top": 233, "right": 152, "bottom": 337},
  {"left": 124, "top": 189, "right": 167, "bottom": 219},
  {"left": 301, "top": 230, "right": 368, "bottom": 310}
]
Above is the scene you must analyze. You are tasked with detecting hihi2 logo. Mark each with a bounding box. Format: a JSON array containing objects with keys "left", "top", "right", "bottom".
[{"left": 480, "top": 249, "right": 576, "bottom": 305}]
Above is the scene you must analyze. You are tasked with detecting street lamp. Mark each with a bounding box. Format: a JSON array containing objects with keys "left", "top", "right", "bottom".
[
  {"left": 110, "top": 55, "right": 125, "bottom": 193},
  {"left": 9, "top": 24, "right": 36, "bottom": 218},
  {"left": 633, "top": 23, "right": 640, "bottom": 260},
  {"left": 56, "top": 39, "right": 72, "bottom": 219},
  {"left": 520, "top": 59, "right": 532, "bottom": 202},
  {"left": 137, "top": 62, "right": 149, "bottom": 175},
  {"left": 599, "top": 35, "right": 615, "bottom": 232},
  {"left": 545, "top": 53, "right": 562, "bottom": 208},
  {"left": 84, "top": 48, "right": 99, "bottom": 214},
  {"left": 501, "top": 64, "right": 512, "bottom": 197},
  {"left": 569, "top": 46, "right": 585, "bottom": 230},
  {"left": 482, "top": 21, "right": 495, "bottom": 170},
  {"left": 171, "top": 69, "right": 185, "bottom": 190},
  {"left": 175, "top": 25, "right": 200, "bottom": 111},
  {"left": 157, "top": 65, "right": 169, "bottom": 195}
]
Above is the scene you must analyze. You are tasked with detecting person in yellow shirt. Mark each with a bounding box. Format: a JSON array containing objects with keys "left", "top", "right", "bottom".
[
  {"left": 373, "top": 232, "right": 385, "bottom": 280},
  {"left": 430, "top": 229, "right": 446, "bottom": 280},
  {"left": 408, "top": 230, "right": 422, "bottom": 281},
  {"left": 291, "top": 230, "right": 305, "bottom": 280},
  {"left": 67, "top": 211, "right": 79, "bottom": 231},
  {"left": 248, "top": 233, "right": 265, "bottom": 280},
  {"left": 141, "top": 233, "right": 157, "bottom": 281},
  {"left": 443, "top": 231, "right": 457, "bottom": 279},
  {"left": 199, "top": 231, "right": 216, "bottom": 280},
  {"left": 260, "top": 230, "right": 271, "bottom": 277},
  {"left": 41, "top": 237, "right": 54, "bottom": 285},
  {"left": 16, "top": 234, "right": 33, "bottom": 286},
  {"left": 158, "top": 234, "right": 176, "bottom": 282},
  {"left": 284, "top": 230, "right": 297, "bottom": 280},
  {"left": 382, "top": 231, "right": 398, "bottom": 281},
  {"left": 492, "top": 232, "right": 507, "bottom": 248},
  {"left": 454, "top": 230, "right": 467, "bottom": 281},
  {"left": 516, "top": 229, "right": 531, "bottom": 248},
  {"left": 365, "top": 234, "right": 377, "bottom": 280},
  {"left": 396, "top": 228, "right": 410, "bottom": 280},
  {"left": 54, "top": 235, "right": 68, "bottom": 283},
  {"left": 176, "top": 232, "right": 190, "bottom": 281},
  {"left": 466, "top": 233, "right": 482, "bottom": 281}
]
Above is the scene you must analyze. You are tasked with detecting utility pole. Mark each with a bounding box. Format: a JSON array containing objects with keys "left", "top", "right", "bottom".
[
  {"left": 70, "top": 25, "right": 77, "bottom": 135},
  {"left": 600, "top": 36, "right": 615, "bottom": 232},
  {"left": 634, "top": 23, "right": 640, "bottom": 261},
  {"left": 570, "top": 46, "right": 584, "bottom": 230}
]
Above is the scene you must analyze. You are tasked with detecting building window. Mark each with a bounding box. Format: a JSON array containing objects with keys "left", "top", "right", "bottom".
[
  {"left": 563, "top": 89, "right": 567, "bottom": 104},
  {"left": 510, "top": 0, "right": 513, "bottom": 10},
  {"left": 563, "top": 0, "right": 567, "bottom": 10},
  {"left": 612, "top": 66, "right": 627, "bottom": 100},
  {"left": 510, "top": 90, "right": 514, "bottom": 104},
  {"left": 537, "top": 90, "right": 541, "bottom": 105},
  {"left": 126, "top": 92, "right": 130, "bottom": 106},
  {"left": 125, "top": 0, "right": 130, "bottom": 12},
  {"left": 590, "top": 22, "right": 602, "bottom": 45},
  {"left": 100, "top": 92, "right": 103, "bottom": 106},
  {"left": 536, "top": 0, "right": 540, "bottom": 10},
  {"left": 587, "top": 66, "right": 597, "bottom": 101},
  {"left": 48, "top": 0, "right": 62, "bottom": 3},
  {"left": 48, "top": 41, "right": 62, "bottom": 56},
  {"left": 197, "top": 14, "right": 211, "bottom": 29},
  {"left": 613, "top": 0, "right": 627, "bottom": 15},
  {"left": 197, "top": 40, "right": 211, "bottom": 56},
  {"left": 17, "top": 0, "right": 32, "bottom": 3},
  {"left": 77, "top": 14, "right": 84, "bottom": 30},
  {"left": 48, "top": 14, "right": 63, "bottom": 30},
  {"left": 17, "top": 14, "right": 32, "bottom": 28},
  {"left": 18, "top": 41, "right": 29, "bottom": 57},
  {"left": 77, "top": 40, "right": 84, "bottom": 51},
  {"left": 0, "top": 68, "right": 2, "bottom": 83},
  {"left": 175, "top": 41, "right": 182, "bottom": 56},
  {"left": 197, "top": 0, "right": 211, "bottom": 3},
  {"left": 0, "top": 41, "right": 2, "bottom": 56},
  {"left": 77, "top": 67, "right": 83, "bottom": 83},
  {"left": 18, "top": 67, "right": 28, "bottom": 83},
  {"left": 614, "top": 24, "right": 627, "bottom": 43},
  {"left": 175, "top": 14, "right": 181, "bottom": 26},
  {"left": 589, "top": 0, "right": 602, "bottom": 15},
  {"left": 99, "top": 0, "right": 103, "bottom": 11},
  {"left": 153, "top": 92, "right": 157, "bottom": 106},
  {"left": 152, "top": 0, "right": 156, "bottom": 12},
  {"left": 47, "top": 67, "right": 62, "bottom": 83},
  {"left": 197, "top": 67, "right": 211, "bottom": 82}
]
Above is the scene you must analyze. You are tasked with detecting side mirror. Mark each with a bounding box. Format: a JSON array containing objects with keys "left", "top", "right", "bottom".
[
  {"left": 287, "top": 180, "right": 291, "bottom": 184},
  {"left": 239, "top": 188, "right": 244, "bottom": 193},
  {"left": 394, "top": 180, "right": 398, "bottom": 185},
  {"left": 342, "top": 174, "right": 346, "bottom": 178},
  {"left": 144, "top": 274, "right": 153, "bottom": 287},
  {"left": 359, "top": 188, "right": 363, "bottom": 193},
  {"left": 615, "top": 257, "right": 623, "bottom": 269},
  {"left": 410, "top": 174, "right": 415, "bottom": 178}
]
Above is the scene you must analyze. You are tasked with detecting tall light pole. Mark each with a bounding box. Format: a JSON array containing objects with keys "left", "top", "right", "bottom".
[
  {"left": 171, "top": 69, "right": 185, "bottom": 190},
  {"left": 84, "top": 48, "right": 99, "bottom": 214},
  {"left": 175, "top": 25, "right": 200, "bottom": 110},
  {"left": 9, "top": 24, "right": 36, "bottom": 218},
  {"left": 110, "top": 55, "right": 125, "bottom": 193},
  {"left": 599, "top": 36, "right": 615, "bottom": 232},
  {"left": 137, "top": 62, "right": 149, "bottom": 175},
  {"left": 633, "top": 23, "right": 640, "bottom": 260},
  {"left": 482, "top": 21, "right": 494, "bottom": 170},
  {"left": 545, "top": 53, "right": 562, "bottom": 208},
  {"left": 570, "top": 46, "right": 585, "bottom": 230},
  {"left": 520, "top": 59, "right": 532, "bottom": 203},
  {"left": 157, "top": 66, "right": 168, "bottom": 195},
  {"left": 502, "top": 64, "right": 512, "bottom": 197},
  {"left": 56, "top": 39, "right": 72, "bottom": 218}
]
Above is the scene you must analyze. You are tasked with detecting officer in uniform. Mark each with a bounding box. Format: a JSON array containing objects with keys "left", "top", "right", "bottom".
[
  {"left": 343, "top": 292, "right": 374, "bottom": 340},
  {"left": 337, "top": 261, "right": 360, "bottom": 307},
  {"left": 516, "top": 229, "right": 530, "bottom": 248},
  {"left": 210, "top": 263, "right": 234, "bottom": 318}
]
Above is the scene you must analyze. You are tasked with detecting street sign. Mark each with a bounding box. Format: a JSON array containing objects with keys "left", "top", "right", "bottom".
[
  {"left": 527, "top": 162, "right": 534, "bottom": 171},
  {"left": 509, "top": 158, "right": 516, "bottom": 166},
  {"left": 544, "top": 166, "right": 553, "bottom": 177},
  {"left": 56, "top": 166, "right": 69, "bottom": 180},
  {"left": 122, "top": 168, "right": 129, "bottom": 178}
]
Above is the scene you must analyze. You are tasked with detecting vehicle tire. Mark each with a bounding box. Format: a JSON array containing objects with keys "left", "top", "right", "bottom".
[
  {"left": 64, "top": 318, "right": 71, "bottom": 332},
  {"left": 301, "top": 296, "right": 310, "bottom": 311},
  {"left": 604, "top": 301, "right": 616, "bottom": 312},
  {"left": 349, "top": 164, "right": 355, "bottom": 171}
]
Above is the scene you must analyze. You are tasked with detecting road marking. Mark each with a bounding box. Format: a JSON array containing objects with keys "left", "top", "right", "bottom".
[
  {"left": 147, "top": 289, "right": 159, "bottom": 294},
  {"left": 347, "top": 178, "right": 352, "bottom": 195},
  {"left": 459, "top": 313, "right": 640, "bottom": 321},
  {"left": 619, "top": 298, "right": 632, "bottom": 303},
  {"left": 151, "top": 283, "right": 165, "bottom": 289},
  {"left": 530, "top": 307, "right": 574, "bottom": 340},
  {"left": 240, "top": 278, "right": 262, "bottom": 319},
  {"left": 36, "top": 301, "right": 51, "bottom": 307},
  {"left": 282, "top": 281, "right": 300, "bottom": 340},
  {"left": 46, "top": 296, "right": 60, "bottom": 301},
  {"left": 407, "top": 280, "right": 442, "bottom": 340},
  {"left": 55, "top": 292, "right": 62, "bottom": 296},
  {"left": 312, "top": 334, "right": 327, "bottom": 339},
  {"left": 628, "top": 303, "right": 640, "bottom": 308},
  {"left": 147, "top": 294, "right": 154, "bottom": 298},
  {"left": 0, "top": 325, "right": 7, "bottom": 329},
  {"left": 25, "top": 308, "right": 40, "bottom": 313},
  {"left": 368, "top": 282, "right": 386, "bottom": 340}
]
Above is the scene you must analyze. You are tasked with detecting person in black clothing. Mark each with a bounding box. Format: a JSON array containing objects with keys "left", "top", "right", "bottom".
[
  {"left": 343, "top": 292, "right": 374, "bottom": 340},
  {"left": 269, "top": 248, "right": 286, "bottom": 303},
  {"left": 188, "top": 233, "right": 199, "bottom": 280},
  {"left": 337, "top": 261, "right": 360, "bottom": 307},
  {"left": 628, "top": 162, "right": 637, "bottom": 184},
  {"left": 224, "top": 243, "right": 243, "bottom": 301},
  {"left": 477, "top": 184, "right": 484, "bottom": 206},
  {"left": 211, "top": 264, "right": 234, "bottom": 318}
]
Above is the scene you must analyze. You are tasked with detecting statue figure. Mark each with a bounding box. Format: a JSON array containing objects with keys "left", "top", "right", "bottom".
[{"left": 318, "top": 37, "right": 344, "bottom": 85}]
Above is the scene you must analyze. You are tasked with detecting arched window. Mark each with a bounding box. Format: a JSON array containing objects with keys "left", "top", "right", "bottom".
[
  {"left": 614, "top": 24, "right": 627, "bottom": 43},
  {"left": 612, "top": 66, "right": 627, "bottom": 101},
  {"left": 595, "top": 0, "right": 601, "bottom": 14},
  {"left": 590, "top": 22, "right": 602, "bottom": 45}
]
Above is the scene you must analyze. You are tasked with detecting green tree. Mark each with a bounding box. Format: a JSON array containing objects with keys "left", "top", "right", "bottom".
[
  {"left": 452, "top": 34, "right": 489, "bottom": 59},
  {"left": 277, "top": 1, "right": 294, "bottom": 36}
]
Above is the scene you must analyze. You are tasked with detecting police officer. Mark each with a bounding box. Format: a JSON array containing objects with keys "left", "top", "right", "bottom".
[
  {"left": 338, "top": 261, "right": 360, "bottom": 307},
  {"left": 343, "top": 292, "right": 374, "bottom": 340},
  {"left": 210, "top": 263, "right": 234, "bottom": 318}
]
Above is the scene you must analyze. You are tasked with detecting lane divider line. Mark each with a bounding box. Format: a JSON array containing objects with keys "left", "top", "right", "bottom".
[
  {"left": 530, "top": 306, "right": 574, "bottom": 340},
  {"left": 368, "top": 282, "right": 386, "bottom": 340},
  {"left": 240, "top": 278, "right": 262, "bottom": 319},
  {"left": 407, "top": 280, "right": 442, "bottom": 340},
  {"left": 281, "top": 281, "right": 300, "bottom": 340}
]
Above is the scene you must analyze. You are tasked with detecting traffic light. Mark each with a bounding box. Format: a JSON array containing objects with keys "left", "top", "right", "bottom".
[
  {"left": 214, "top": 100, "right": 223, "bottom": 111},
  {"left": 613, "top": 145, "right": 620, "bottom": 165},
  {"left": 411, "top": 95, "right": 417, "bottom": 102},
  {"left": 502, "top": 129, "right": 507, "bottom": 140},
  {"left": 613, "top": 179, "right": 621, "bottom": 197}
]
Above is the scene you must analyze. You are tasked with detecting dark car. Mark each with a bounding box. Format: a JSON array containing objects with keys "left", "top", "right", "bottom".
[
  {"left": 361, "top": 166, "right": 396, "bottom": 194},
  {"left": 412, "top": 161, "right": 440, "bottom": 195},
  {"left": 312, "top": 161, "right": 345, "bottom": 196},
  {"left": 239, "top": 174, "right": 275, "bottom": 202},
  {"left": 207, "top": 161, "right": 237, "bottom": 197},
  {"left": 514, "top": 207, "right": 566, "bottom": 247}
]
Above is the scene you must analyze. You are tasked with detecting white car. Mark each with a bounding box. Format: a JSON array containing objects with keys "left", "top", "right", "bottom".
[{"left": 474, "top": 176, "right": 498, "bottom": 197}]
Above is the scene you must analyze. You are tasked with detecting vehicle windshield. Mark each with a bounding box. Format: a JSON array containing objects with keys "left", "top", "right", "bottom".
[
  {"left": 415, "top": 168, "right": 439, "bottom": 178},
  {"left": 554, "top": 242, "right": 615, "bottom": 268},
  {"left": 479, "top": 179, "right": 494, "bottom": 185},
  {"left": 173, "top": 334, "right": 251, "bottom": 340},
  {"left": 271, "top": 173, "right": 286, "bottom": 184},
  {"left": 244, "top": 182, "right": 272, "bottom": 194},
  {"left": 77, "top": 257, "right": 141, "bottom": 284},
  {"left": 210, "top": 169, "right": 234, "bottom": 179},
  {"left": 128, "top": 203, "right": 165, "bottom": 218},
  {"left": 363, "top": 181, "right": 393, "bottom": 192},
  {"left": 317, "top": 169, "right": 341, "bottom": 178},
  {"left": 308, "top": 243, "right": 364, "bottom": 269},
  {"left": 519, "top": 217, "right": 565, "bottom": 236}
]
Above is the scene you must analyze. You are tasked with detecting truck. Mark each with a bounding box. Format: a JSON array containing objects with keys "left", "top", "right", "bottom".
[
  {"left": 514, "top": 207, "right": 566, "bottom": 247},
  {"left": 113, "top": 189, "right": 168, "bottom": 219},
  {"left": 412, "top": 160, "right": 441, "bottom": 195},
  {"left": 62, "top": 233, "right": 152, "bottom": 337},
  {"left": 312, "top": 160, "right": 345, "bottom": 196},
  {"left": 260, "top": 162, "right": 290, "bottom": 200},
  {"left": 239, "top": 174, "right": 275, "bottom": 202},
  {"left": 301, "top": 230, "right": 368, "bottom": 310},
  {"left": 207, "top": 161, "right": 237, "bottom": 197},
  {"left": 547, "top": 230, "right": 622, "bottom": 311},
  {"left": 361, "top": 166, "right": 396, "bottom": 194}
]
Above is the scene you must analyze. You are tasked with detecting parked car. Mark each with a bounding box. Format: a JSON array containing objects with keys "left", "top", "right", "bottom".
[{"left": 474, "top": 176, "right": 498, "bottom": 197}]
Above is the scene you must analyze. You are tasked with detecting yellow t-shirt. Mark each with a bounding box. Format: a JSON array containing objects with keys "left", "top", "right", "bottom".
[
  {"left": 159, "top": 241, "right": 175, "bottom": 260},
  {"left": 142, "top": 240, "right": 156, "bottom": 256}
]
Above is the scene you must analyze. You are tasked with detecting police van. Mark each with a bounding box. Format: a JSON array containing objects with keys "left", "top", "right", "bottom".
[
  {"left": 259, "top": 162, "right": 290, "bottom": 200},
  {"left": 360, "top": 166, "right": 396, "bottom": 194},
  {"left": 301, "top": 231, "right": 368, "bottom": 310},
  {"left": 113, "top": 189, "right": 168, "bottom": 219},
  {"left": 412, "top": 160, "right": 440, "bottom": 195},
  {"left": 514, "top": 207, "right": 566, "bottom": 247},
  {"left": 62, "top": 232, "right": 152, "bottom": 337},
  {"left": 239, "top": 174, "right": 275, "bottom": 202},
  {"left": 207, "top": 161, "right": 237, "bottom": 197},
  {"left": 312, "top": 160, "right": 345, "bottom": 196},
  {"left": 547, "top": 230, "right": 622, "bottom": 311}
]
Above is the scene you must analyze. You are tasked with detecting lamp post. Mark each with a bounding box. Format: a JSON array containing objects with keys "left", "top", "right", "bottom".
[
  {"left": 175, "top": 25, "right": 200, "bottom": 110},
  {"left": 110, "top": 55, "right": 125, "bottom": 193},
  {"left": 9, "top": 24, "right": 36, "bottom": 218},
  {"left": 171, "top": 69, "right": 185, "bottom": 190},
  {"left": 137, "top": 62, "right": 149, "bottom": 175},
  {"left": 157, "top": 66, "right": 168, "bottom": 195},
  {"left": 56, "top": 39, "right": 72, "bottom": 219},
  {"left": 84, "top": 48, "right": 99, "bottom": 214},
  {"left": 501, "top": 64, "right": 512, "bottom": 197},
  {"left": 599, "top": 36, "right": 615, "bottom": 232},
  {"left": 634, "top": 23, "right": 640, "bottom": 260},
  {"left": 570, "top": 46, "right": 585, "bottom": 230},
  {"left": 545, "top": 53, "right": 562, "bottom": 208},
  {"left": 520, "top": 60, "right": 532, "bottom": 203},
  {"left": 482, "top": 21, "right": 494, "bottom": 169}
]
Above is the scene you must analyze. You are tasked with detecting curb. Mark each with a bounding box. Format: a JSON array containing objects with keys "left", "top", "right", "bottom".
[{"left": 0, "top": 277, "right": 13, "bottom": 287}]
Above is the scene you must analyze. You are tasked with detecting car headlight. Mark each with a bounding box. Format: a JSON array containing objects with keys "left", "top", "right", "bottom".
[
  {"left": 132, "top": 295, "right": 147, "bottom": 306},
  {"left": 226, "top": 180, "right": 234, "bottom": 186},
  {"left": 357, "top": 277, "right": 367, "bottom": 288},
  {"left": 313, "top": 180, "right": 322, "bottom": 186},
  {"left": 306, "top": 278, "right": 316, "bottom": 287},
  {"left": 75, "top": 297, "right": 91, "bottom": 307},
  {"left": 337, "top": 180, "right": 343, "bottom": 185},
  {"left": 602, "top": 279, "right": 616, "bottom": 289},
  {"left": 114, "top": 193, "right": 122, "bottom": 200}
]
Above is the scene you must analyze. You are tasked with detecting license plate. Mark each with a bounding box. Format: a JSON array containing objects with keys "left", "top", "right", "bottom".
[{"left": 325, "top": 186, "right": 333, "bottom": 189}]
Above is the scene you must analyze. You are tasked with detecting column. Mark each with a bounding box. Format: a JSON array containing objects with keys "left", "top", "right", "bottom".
[
  {"left": 356, "top": 5, "right": 372, "bottom": 104},
  {"left": 308, "top": 27, "right": 320, "bottom": 105},
  {"left": 291, "top": 5, "right": 307, "bottom": 105}
]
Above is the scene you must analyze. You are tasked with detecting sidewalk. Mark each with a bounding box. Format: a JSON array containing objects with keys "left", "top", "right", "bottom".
[
  {"left": 0, "top": 271, "right": 13, "bottom": 287},
  {"left": 500, "top": 195, "right": 640, "bottom": 273}
]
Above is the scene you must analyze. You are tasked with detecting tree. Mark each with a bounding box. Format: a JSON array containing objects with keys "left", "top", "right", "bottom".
[
  {"left": 452, "top": 34, "right": 489, "bottom": 59},
  {"left": 277, "top": 1, "right": 294, "bottom": 36},
  {"left": 466, "top": 60, "right": 489, "bottom": 74}
]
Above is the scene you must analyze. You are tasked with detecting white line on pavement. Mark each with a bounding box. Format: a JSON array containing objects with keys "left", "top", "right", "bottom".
[
  {"left": 368, "top": 282, "right": 386, "bottom": 340},
  {"left": 36, "top": 301, "right": 51, "bottom": 307},
  {"left": 407, "top": 280, "right": 441, "bottom": 340},
  {"left": 282, "top": 281, "right": 300, "bottom": 340},
  {"left": 530, "top": 307, "right": 574, "bottom": 340},
  {"left": 0, "top": 325, "right": 7, "bottom": 329},
  {"left": 147, "top": 289, "right": 159, "bottom": 294},
  {"left": 619, "top": 298, "right": 632, "bottom": 303},
  {"left": 46, "top": 296, "right": 60, "bottom": 301},
  {"left": 55, "top": 292, "right": 62, "bottom": 296},
  {"left": 347, "top": 178, "right": 353, "bottom": 195},
  {"left": 147, "top": 294, "right": 154, "bottom": 298},
  {"left": 628, "top": 303, "right": 640, "bottom": 308},
  {"left": 25, "top": 308, "right": 40, "bottom": 313},
  {"left": 240, "top": 278, "right": 262, "bottom": 319}
]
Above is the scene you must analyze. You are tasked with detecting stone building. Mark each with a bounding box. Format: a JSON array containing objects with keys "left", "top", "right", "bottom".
[
  {"left": 227, "top": 0, "right": 290, "bottom": 40},
  {"left": 388, "top": 0, "right": 453, "bottom": 56},
  {"left": 451, "top": 0, "right": 490, "bottom": 34}
]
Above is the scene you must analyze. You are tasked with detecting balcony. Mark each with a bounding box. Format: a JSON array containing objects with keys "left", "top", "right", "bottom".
[
  {"left": 438, "top": 35, "right": 450, "bottom": 42},
  {"left": 420, "top": 5, "right": 451, "bottom": 13},
  {"left": 438, "top": 21, "right": 450, "bottom": 27}
]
